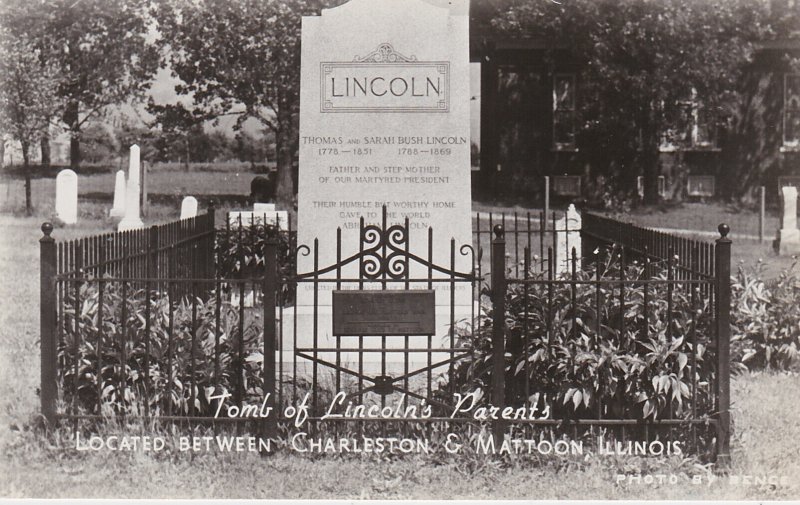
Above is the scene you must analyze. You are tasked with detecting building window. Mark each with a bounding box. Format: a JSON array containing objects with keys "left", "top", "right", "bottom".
[
  {"left": 553, "top": 74, "right": 577, "bottom": 150},
  {"left": 784, "top": 74, "right": 800, "bottom": 148},
  {"left": 661, "top": 88, "right": 715, "bottom": 151}
]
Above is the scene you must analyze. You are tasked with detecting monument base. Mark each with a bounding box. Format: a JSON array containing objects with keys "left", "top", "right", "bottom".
[
  {"left": 276, "top": 304, "right": 476, "bottom": 378},
  {"left": 775, "top": 228, "right": 800, "bottom": 255}
]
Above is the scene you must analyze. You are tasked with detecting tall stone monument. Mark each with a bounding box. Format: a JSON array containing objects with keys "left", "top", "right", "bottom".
[
  {"left": 299, "top": 0, "right": 471, "bottom": 289},
  {"left": 118, "top": 145, "right": 144, "bottom": 231},
  {"left": 775, "top": 186, "right": 800, "bottom": 255},
  {"left": 295, "top": 0, "right": 472, "bottom": 370},
  {"left": 55, "top": 169, "right": 78, "bottom": 224}
]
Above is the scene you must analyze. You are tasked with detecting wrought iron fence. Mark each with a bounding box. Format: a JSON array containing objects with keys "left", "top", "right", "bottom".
[
  {"left": 38, "top": 209, "right": 732, "bottom": 463},
  {"left": 488, "top": 222, "right": 731, "bottom": 463},
  {"left": 474, "top": 209, "right": 579, "bottom": 279}
]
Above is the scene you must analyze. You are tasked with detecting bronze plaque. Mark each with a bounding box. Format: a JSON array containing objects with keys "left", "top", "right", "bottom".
[{"left": 332, "top": 290, "right": 435, "bottom": 336}]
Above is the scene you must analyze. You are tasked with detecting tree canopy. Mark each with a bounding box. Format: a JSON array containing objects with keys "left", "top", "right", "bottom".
[
  {"left": 490, "top": 0, "right": 771, "bottom": 203},
  {"left": 1, "top": 0, "right": 161, "bottom": 168},
  {"left": 152, "top": 0, "right": 337, "bottom": 206}
]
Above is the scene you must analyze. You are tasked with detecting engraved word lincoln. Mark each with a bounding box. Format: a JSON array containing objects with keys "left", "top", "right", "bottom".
[{"left": 321, "top": 43, "right": 450, "bottom": 112}]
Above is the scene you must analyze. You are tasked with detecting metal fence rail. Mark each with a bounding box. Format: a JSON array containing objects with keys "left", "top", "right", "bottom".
[{"left": 582, "top": 212, "right": 717, "bottom": 280}]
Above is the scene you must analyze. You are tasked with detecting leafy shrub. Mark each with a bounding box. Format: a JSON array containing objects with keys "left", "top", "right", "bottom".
[
  {"left": 58, "top": 279, "right": 267, "bottom": 416},
  {"left": 215, "top": 221, "right": 296, "bottom": 304},
  {"left": 731, "top": 259, "right": 800, "bottom": 371},
  {"left": 445, "top": 246, "right": 716, "bottom": 424}
]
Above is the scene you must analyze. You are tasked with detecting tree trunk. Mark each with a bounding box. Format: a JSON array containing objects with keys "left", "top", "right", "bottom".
[
  {"left": 41, "top": 134, "right": 51, "bottom": 168},
  {"left": 0, "top": 138, "right": 5, "bottom": 168},
  {"left": 22, "top": 140, "right": 31, "bottom": 215},
  {"left": 274, "top": 124, "right": 295, "bottom": 209},
  {"left": 64, "top": 101, "right": 81, "bottom": 169},
  {"left": 183, "top": 136, "right": 190, "bottom": 172},
  {"left": 70, "top": 134, "right": 81, "bottom": 169}
]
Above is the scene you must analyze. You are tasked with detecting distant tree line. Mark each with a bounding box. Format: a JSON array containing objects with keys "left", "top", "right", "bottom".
[{"left": 78, "top": 121, "right": 276, "bottom": 168}]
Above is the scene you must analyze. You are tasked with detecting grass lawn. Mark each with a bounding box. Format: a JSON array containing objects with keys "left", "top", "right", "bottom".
[{"left": 1, "top": 173, "right": 799, "bottom": 499}]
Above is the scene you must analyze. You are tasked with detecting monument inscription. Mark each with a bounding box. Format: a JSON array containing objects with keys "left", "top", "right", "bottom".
[
  {"left": 321, "top": 42, "right": 449, "bottom": 113},
  {"left": 298, "top": 0, "right": 472, "bottom": 309}
]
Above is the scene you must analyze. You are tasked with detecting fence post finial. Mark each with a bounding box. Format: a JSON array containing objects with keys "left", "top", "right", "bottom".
[
  {"left": 718, "top": 223, "right": 730, "bottom": 239},
  {"left": 493, "top": 224, "right": 504, "bottom": 239},
  {"left": 41, "top": 222, "right": 53, "bottom": 238}
]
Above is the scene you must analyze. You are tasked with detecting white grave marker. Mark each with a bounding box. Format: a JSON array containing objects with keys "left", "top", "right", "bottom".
[
  {"left": 776, "top": 186, "right": 800, "bottom": 255},
  {"left": 555, "top": 204, "right": 582, "bottom": 274},
  {"left": 118, "top": 144, "right": 144, "bottom": 231},
  {"left": 55, "top": 169, "right": 78, "bottom": 224},
  {"left": 180, "top": 196, "right": 198, "bottom": 220},
  {"left": 109, "top": 170, "right": 126, "bottom": 217}
]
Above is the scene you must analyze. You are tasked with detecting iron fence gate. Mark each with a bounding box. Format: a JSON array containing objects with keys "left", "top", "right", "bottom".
[{"left": 279, "top": 206, "right": 478, "bottom": 424}]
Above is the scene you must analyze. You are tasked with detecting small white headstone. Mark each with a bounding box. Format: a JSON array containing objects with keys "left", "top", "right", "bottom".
[
  {"left": 253, "top": 203, "right": 276, "bottom": 213},
  {"left": 776, "top": 186, "right": 800, "bottom": 255},
  {"left": 555, "top": 204, "right": 582, "bottom": 274},
  {"left": 118, "top": 144, "right": 144, "bottom": 231},
  {"left": 109, "top": 170, "right": 126, "bottom": 217},
  {"left": 55, "top": 169, "right": 78, "bottom": 224},
  {"left": 230, "top": 289, "right": 256, "bottom": 309},
  {"left": 782, "top": 186, "right": 797, "bottom": 230},
  {"left": 180, "top": 196, "right": 198, "bottom": 220}
]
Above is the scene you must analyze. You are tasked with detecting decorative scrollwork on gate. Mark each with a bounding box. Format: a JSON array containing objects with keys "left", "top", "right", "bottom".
[{"left": 359, "top": 222, "right": 408, "bottom": 279}]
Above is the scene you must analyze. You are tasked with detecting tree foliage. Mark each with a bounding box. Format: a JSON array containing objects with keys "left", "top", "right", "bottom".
[
  {"left": 152, "top": 0, "right": 336, "bottom": 206},
  {"left": 2, "top": 0, "right": 160, "bottom": 168},
  {"left": 0, "top": 26, "right": 59, "bottom": 213},
  {"left": 491, "top": 0, "right": 770, "bottom": 203}
]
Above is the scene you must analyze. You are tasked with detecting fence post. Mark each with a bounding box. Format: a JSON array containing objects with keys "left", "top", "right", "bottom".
[
  {"left": 491, "top": 225, "right": 506, "bottom": 444},
  {"left": 544, "top": 176, "right": 550, "bottom": 219},
  {"left": 261, "top": 238, "right": 278, "bottom": 446},
  {"left": 714, "top": 223, "right": 732, "bottom": 466},
  {"left": 148, "top": 225, "right": 159, "bottom": 278},
  {"left": 758, "top": 186, "right": 765, "bottom": 244},
  {"left": 207, "top": 202, "right": 217, "bottom": 279},
  {"left": 40, "top": 223, "right": 57, "bottom": 427}
]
